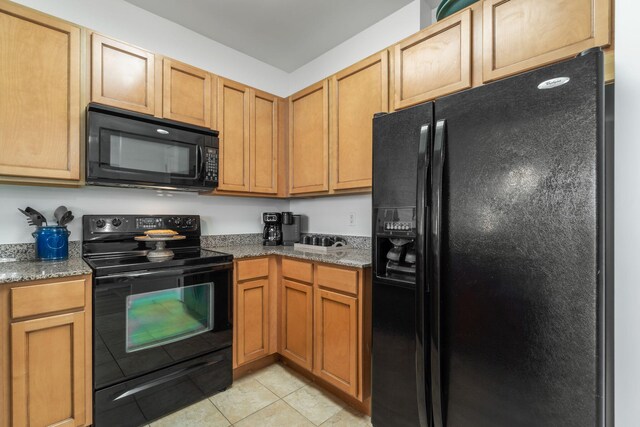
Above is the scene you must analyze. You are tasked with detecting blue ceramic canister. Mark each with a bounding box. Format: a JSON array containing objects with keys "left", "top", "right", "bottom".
[{"left": 32, "top": 226, "right": 71, "bottom": 261}]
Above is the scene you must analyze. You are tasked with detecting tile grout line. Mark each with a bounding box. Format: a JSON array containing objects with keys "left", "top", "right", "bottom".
[
  {"left": 252, "top": 375, "right": 308, "bottom": 400},
  {"left": 280, "top": 397, "right": 324, "bottom": 426},
  {"left": 231, "top": 398, "right": 284, "bottom": 426},
  {"left": 208, "top": 396, "right": 236, "bottom": 426}
]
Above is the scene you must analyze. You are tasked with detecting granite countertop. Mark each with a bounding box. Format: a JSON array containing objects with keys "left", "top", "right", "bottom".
[
  {"left": 204, "top": 244, "right": 372, "bottom": 268},
  {"left": 0, "top": 257, "right": 92, "bottom": 284}
]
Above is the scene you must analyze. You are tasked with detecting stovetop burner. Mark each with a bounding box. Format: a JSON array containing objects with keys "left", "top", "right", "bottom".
[{"left": 82, "top": 215, "right": 233, "bottom": 276}]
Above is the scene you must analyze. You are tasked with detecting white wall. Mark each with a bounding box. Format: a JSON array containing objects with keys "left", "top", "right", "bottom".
[
  {"left": 289, "top": 194, "right": 371, "bottom": 236},
  {"left": 2, "top": 0, "right": 405, "bottom": 244},
  {"left": 0, "top": 185, "right": 287, "bottom": 244},
  {"left": 287, "top": 0, "right": 421, "bottom": 94},
  {"left": 285, "top": 1, "right": 424, "bottom": 237},
  {"left": 12, "top": 0, "right": 290, "bottom": 96},
  {"left": 615, "top": 0, "right": 640, "bottom": 424}
]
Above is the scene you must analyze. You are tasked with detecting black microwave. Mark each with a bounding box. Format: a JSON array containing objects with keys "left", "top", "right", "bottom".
[{"left": 87, "top": 103, "right": 218, "bottom": 191}]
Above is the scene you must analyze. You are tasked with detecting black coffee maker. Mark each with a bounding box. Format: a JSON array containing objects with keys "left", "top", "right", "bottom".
[{"left": 262, "top": 212, "right": 282, "bottom": 246}]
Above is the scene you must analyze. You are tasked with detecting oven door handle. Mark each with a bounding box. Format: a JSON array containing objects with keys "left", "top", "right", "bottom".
[
  {"left": 112, "top": 354, "right": 225, "bottom": 401},
  {"left": 100, "top": 262, "right": 234, "bottom": 280}
]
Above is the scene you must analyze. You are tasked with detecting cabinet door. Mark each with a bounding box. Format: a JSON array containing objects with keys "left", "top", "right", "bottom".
[
  {"left": 289, "top": 81, "right": 329, "bottom": 195},
  {"left": 280, "top": 279, "right": 313, "bottom": 370},
  {"left": 236, "top": 279, "right": 269, "bottom": 365},
  {"left": 250, "top": 89, "right": 279, "bottom": 194},
  {"left": 163, "top": 58, "right": 212, "bottom": 127},
  {"left": 0, "top": 2, "right": 80, "bottom": 181},
  {"left": 11, "top": 312, "right": 87, "bottom": 427},
  {"left": 330, "top": 52, "right": 388, "bottom": 191},
  {"left": 393, "top": 8, "right": 472, "bottom": 109},
  {"left": 217, "top": 78, "right": 250, "bottom": 192},
  {"left": 91, "top": 33, "right": 156, "bottom": 115},
  {"left": 483, "top": 0, "right": 611, "bottom": 82},
  {"left": 314, "top": 288, "right": 358, "bottom": 397}
]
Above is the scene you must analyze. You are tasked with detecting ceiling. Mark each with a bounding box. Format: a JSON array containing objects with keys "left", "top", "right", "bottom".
[{"left": 124, "top": 0, "right": 415, "bottom": 72}]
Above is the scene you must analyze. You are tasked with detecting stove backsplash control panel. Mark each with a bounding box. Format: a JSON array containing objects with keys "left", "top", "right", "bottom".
[{"left": 84, "top": 215, "right": 200, "bottom": 235}]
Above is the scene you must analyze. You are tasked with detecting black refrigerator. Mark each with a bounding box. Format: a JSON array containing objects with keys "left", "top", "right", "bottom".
[{"left": 371, "top": 51, "right": 612, "bottom": 427}]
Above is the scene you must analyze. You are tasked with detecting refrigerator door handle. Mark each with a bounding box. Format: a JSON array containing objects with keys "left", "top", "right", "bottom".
[
  {"left": 415, "top": 124, "right": 431, "bottom": 427},
  {"left": 430, "top": 119, "right": 446, "bottom": 427}
]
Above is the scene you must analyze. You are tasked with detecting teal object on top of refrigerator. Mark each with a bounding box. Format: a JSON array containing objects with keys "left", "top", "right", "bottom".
[{"left": 436, "top": 0, "right": 479, "bottom": 21}]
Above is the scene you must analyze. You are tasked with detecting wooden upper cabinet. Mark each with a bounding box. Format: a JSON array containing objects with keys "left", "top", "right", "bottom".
[
  {"left": 289, "top": 81, "right": 329, "bottom": 195},
  {"left": 91, "top": 33, "right": 156, "bottom": 115},
  {"left": 330, "top": 52, "right": 388, "bottom": 191},
  {"left": 217, "top": 78, "right": 250, "bottom": 192},
  {"left": 483, "top": 0, "right": 612, "bottom": 82},
  {"left": 393, "top": 8, "right": 472, "bottom": 109},
  {"left": 0, "top": 2, "right": 80, "bottom": 181},
  {"left": 251, "top": 89, "right": 279, "bottom": 194},
  {"left": 163, "top": 58, "right": 212, "bottom": 127}
]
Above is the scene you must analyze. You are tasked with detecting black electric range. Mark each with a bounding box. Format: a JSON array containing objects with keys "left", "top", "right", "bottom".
[
  {"left": 82, "top": 215, "right": 233, "bottom": 427},
  {"left": 85, "top": 248, "right": 233, "bottom": 276}
]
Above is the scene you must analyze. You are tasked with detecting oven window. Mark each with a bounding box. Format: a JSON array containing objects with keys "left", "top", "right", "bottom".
[
  {"left": 104, "top": 130, "right": 195, "bottom": 175},
  {"left": 126, "top": 283, "right": 213, "bottom": 353}
]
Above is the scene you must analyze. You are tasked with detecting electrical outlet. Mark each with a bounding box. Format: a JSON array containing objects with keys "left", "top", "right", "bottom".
[{"left": 348, "top": 212, "right": 356, "bottom": 226}]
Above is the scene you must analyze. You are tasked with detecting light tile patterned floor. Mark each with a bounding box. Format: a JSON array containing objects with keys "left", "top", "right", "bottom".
[{"left": 147, "top": 362, "right": 372, "bottom": 426}]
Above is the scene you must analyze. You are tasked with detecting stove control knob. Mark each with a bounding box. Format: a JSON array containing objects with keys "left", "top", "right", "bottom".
[
  {"left": 185, "top": 218, "right": 193, "bottom": 227},
  {"left": 112, "top": 218, "right": 122, "bottom": 227},
  {"left": 96, "top": 219, "right": 106, "bottom": 229},
  {"left": 174, "top": 217, "right": 182, "bottom": 226}
]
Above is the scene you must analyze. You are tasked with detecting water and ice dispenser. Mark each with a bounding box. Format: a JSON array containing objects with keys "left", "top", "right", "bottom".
[{"left": 374, "top": 207, "right": 417, "bottom": 283}]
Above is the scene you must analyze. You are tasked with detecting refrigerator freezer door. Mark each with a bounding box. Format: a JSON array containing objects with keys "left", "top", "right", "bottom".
[
  {"left": 372, "top": 102, "right": 434, "bottom": 427},
  {"left": 372, "top": 102, "right": 434, "bottom": 209},
  {"left": 433, "top": 52, "right": 604, "bottom": 427}
]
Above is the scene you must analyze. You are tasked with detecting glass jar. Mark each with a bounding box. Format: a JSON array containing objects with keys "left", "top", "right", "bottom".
[{"left": 32, "top": 226, "right": 70, "bottom": 261}]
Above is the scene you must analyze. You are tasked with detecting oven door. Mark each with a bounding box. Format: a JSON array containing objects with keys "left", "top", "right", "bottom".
[
  {"left": 87, "top": 105, "right": 215, "bottom": 190},
  {"left": 93, "top": 263, "right": 232, "bottom": 390}
]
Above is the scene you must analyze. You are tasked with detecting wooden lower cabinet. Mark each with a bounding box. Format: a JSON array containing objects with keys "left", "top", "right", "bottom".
[
  {"left": 236, "top": 278, "right": 270, "bottom": 365},
  {"left": 11, "top": 312, "right": 87, "bottom": 427},
  {"left": 0, "top": 274, "right": 92, "bottom": 427},
  {"left": 234, "top": 256, "right": 370, "bottom": 405},
  {"left": 280, "top": 279, "right": 313, "bottom": 370},
  {"left": 314, "top": 288, "right": 358, "bottom": 397},
  {"left": 234, "top": 257, "right": 278, "bottom": 368}
]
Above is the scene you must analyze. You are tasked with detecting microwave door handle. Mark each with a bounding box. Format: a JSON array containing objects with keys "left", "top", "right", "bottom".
[{"left": 195, "top": 146, "right": 204, "bottom": 180}]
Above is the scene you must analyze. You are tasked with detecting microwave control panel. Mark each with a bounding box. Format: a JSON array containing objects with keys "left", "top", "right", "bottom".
[{"left": 204, "top": 148, "right": 218, "bottom": 183}]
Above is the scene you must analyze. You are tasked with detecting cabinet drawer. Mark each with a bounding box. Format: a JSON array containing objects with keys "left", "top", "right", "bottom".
[
  {"left": 282, "top": 258, "right": 314, "bottom": 283},
  {"left": 237, "top": 257, "right": 269, "bottom": 281},
  {"left": 11, "top": 279, "right": 86, "bottom": 319},
  {"left": 316, "top": 265, "right": 358, "bottom": 295}
]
